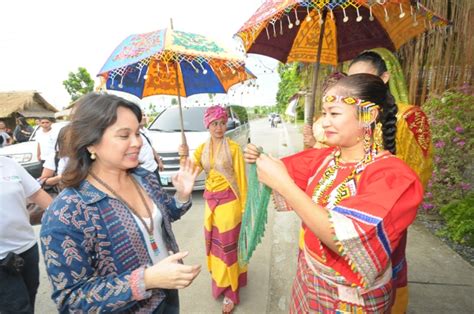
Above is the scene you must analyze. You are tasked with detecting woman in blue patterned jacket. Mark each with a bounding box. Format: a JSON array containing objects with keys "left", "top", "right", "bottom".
[{"left": 40, "top": 93, "right": 201, "bottom": 313}]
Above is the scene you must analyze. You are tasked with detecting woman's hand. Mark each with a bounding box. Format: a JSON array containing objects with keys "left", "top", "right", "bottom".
[
  {"left": 256, "top": 154, "right": 292, "bottom": 193},
  {"left": 172, "top": 157, "right": 199, "bottom": 200},
  {"left": 144, "top": 251, "right": 201, "bottom": 290},
  {"left": 243, "top": 143, "right": 261, "bottom": 164},
  {"left": 178, "top": 144, "right": 189, "bottom": 157}
]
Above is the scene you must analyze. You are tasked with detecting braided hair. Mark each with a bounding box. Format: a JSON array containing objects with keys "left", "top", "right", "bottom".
[{"left": 335, "top": 74, "right": 398, "bottom": 154}]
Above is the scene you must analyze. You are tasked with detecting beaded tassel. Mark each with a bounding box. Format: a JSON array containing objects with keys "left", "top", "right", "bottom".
[{"left": 149, "top": 235, "right": 160, "bottom": 256}]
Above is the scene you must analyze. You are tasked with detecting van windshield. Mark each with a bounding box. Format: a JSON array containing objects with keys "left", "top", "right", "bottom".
[{"left": 149, "top": 107, "right": 207, "bottom": 132}]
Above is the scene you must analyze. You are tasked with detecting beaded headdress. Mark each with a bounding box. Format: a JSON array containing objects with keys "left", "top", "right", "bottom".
[{"left": 322, "top": 95, "right": 379, "bottom": 127}]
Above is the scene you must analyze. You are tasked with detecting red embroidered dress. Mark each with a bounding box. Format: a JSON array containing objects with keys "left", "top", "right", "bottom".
[{"left": 280, "top": 147, "right": 423, "bottom": 313}]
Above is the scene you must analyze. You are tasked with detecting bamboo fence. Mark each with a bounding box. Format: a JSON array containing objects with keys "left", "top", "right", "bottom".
[{"left": 398, "top": 0, "right": 473, "bottom": 105}]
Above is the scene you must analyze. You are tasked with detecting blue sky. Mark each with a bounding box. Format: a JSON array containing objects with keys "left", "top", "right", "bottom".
[{"left": 0, "top": 0, "right": 280, "bottom": 110}]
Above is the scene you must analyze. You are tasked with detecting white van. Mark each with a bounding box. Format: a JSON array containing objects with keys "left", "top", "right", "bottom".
[
  {"left": 147, "top": 105, "right": 250, "bottom": 190},
  {"left": 0, "top": 121, "right": 68, "bottom": 178}
]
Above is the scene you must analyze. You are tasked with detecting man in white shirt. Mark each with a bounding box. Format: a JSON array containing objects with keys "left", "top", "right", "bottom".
[
  {"left": 35, "top": 118, "right": 57, "bottom": 162},
  {"left": 0, "top": 156, "right": 52, "bottom": 313},
  {"left": 138, "top": 113, "right": 164, "bottom": 182}
]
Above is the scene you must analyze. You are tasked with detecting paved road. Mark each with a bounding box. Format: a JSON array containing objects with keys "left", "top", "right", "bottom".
[{"left": 34, "top": 118, "right": 473, "bottom": 313}]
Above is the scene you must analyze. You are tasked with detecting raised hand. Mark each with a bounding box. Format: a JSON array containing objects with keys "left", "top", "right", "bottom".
[
  {"left": 144, "top": 251, "right": 201, "bottom": 290},
  {"left": 172, "top": 157, "right": 199, "bottom": 199},
  {"left": 256, "top": 154, "right": 291, "bottom": 193},
  {"left": 243, "top": 143, "right": 261, "bottom": 164}
]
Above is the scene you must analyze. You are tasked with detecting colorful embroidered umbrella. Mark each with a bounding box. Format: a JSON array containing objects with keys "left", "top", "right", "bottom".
[
  {"left": 98, "top": 27, "right": 255, "bottom": 153},
  {"left": 235, "top": 0, "right": 449, "bottom": 122}
]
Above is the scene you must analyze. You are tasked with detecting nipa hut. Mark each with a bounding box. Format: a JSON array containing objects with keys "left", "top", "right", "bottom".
[{"left": 0, "top": 91, "right": 58, "bottom": 130}]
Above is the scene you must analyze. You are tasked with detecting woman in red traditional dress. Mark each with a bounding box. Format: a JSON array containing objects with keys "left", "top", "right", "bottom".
[{"left": 245, "top": 74, "right": 423, "bottom": 313}]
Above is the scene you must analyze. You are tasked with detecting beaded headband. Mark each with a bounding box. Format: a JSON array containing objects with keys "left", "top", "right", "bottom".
[{"left": 323, "top": 95, "right": 379, "bottom": 126}]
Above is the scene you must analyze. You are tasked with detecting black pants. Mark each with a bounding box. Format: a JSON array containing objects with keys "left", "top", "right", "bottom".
[
  {"left": 0, "top": 244, "right": 40, "bottom": 314},
  {"left": 154, "top": 289, "right": 179, "bottom": 314}
]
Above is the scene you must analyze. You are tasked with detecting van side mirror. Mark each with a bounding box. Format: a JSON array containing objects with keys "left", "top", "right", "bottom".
[{"left": 226, "top": 120, "right": 236, "bottom": 130}]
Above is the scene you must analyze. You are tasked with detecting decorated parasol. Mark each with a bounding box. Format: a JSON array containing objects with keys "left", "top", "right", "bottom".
[
  {"left": 235, "top": 0, "right": 449, "bottom": 266},
  {"left": 98, "top": 24, "right": 255, "bottom": 156},
  {"left": 236, "top": 0, "right": 450, "bottom": 123}
]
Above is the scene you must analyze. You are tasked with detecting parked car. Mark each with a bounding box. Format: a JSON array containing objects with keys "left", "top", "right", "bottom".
[
  {"left": 147, "top": 105, "right": 250, "bottom": 190},
  {"left": 0, "top": 122, "right": 68, "bottom": 178}
]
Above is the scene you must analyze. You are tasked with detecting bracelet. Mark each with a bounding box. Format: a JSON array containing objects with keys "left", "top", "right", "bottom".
[{"left": 174, "top": 193, "right": 190, "bottom": 207}]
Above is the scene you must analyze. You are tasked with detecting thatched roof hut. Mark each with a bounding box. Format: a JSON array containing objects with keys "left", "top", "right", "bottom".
[{"left": 0, "top": 91, "right": 58, "bottom": 119}]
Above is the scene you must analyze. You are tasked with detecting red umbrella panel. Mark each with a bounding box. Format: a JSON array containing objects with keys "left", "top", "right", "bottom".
[{"left": 236, "top": 0, "right": 450, "bottom": 65}]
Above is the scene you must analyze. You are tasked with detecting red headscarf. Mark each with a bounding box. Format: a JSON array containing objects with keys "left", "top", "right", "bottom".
[{"left": 204, "top": 105, "right": 228, "bottom": 128}]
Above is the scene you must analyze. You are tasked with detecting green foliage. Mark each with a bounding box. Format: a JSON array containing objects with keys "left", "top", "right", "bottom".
[
  {"left": 438, "top": 193, "right": 474, "bottom": 246},
  {"left": 62, "top": 67, "right": 94, "bottom": 102},
  {"left": 423, "top": 90, "right": 474, "bottom": 246},
  {"left": 171, "top": 98, "right": 178, "bottom": 106},
  {"left": 275, "top": 63, "right": 303, "bottom": 113}
]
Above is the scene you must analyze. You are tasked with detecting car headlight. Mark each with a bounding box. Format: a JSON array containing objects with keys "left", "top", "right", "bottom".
[{"left": 2, "top": 153, "right": 33, "bottom": 164}]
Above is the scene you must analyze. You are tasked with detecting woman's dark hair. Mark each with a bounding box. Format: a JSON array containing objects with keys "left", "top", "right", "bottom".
[
  {"left": 333, "top": 73, "right": 398, "bottom": 154},
  {"left": 62, "top": 92, "right": 142, "bottom": 188},
  {"left": 349, "top": 51, "right": 388, "bottom": 77},
  {"left": 55, "top": 125, "right": 70, "bottom": 158}
]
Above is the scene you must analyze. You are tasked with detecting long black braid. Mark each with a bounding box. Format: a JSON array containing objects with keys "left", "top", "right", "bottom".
[
  {"left": 379, "top": 91, "right": 397, "bottom": 154},
  {"left": 334, "top": 74, "right": 398, "bottom": 154}
]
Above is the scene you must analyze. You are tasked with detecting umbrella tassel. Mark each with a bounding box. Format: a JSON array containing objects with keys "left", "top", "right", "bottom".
[
  {"left": 342, "top": 7, "right": 348, "bottom": 23},
  {"left": 189, "top": 61, "right": 199, "bottom": 73},
  {"left": 369, "top": 5, "right": 374, "bottom": 21},
  {"left": 305, "top": 6, "right": 311, "bottom": 22},
  {"left": 199, "top": 62, "right": 207, "bottom": 75},
  {"left": 356, "top": 6, "right": 363, "bottom": 22},
  {"left": 384, "top": 6, "right": 390, "bottom": 22},
  {"left": 399, "top": 3, "right": 406, "bottom": 19},
  {"left": 272, "top": 22, "right": 277, "bottom": 37},
  {"left": 294, "top": 8, "right": 300, "bottom": 26},
  {"left": 287, "top": 14, "right": 293, "bottom": 29},
  {"left": 280, "top": 19, "right": 283, "bottom": 35},
  {"left": 265, "top": 26, "right": 270, "bottom": 40}
]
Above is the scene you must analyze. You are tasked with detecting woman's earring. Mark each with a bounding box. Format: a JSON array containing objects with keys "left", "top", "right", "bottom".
[{"left": 90, "top": 152, "right": 96, "bottom": 160}]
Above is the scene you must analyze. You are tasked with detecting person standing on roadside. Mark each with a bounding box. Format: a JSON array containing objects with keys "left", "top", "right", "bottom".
[
  {"left": 0, "top": 120, "right": 12, "bottom": 147},
  {"left": 13, "top": 117, "right": 34, "bottom": 143},
  {"left": 0, "top": 156, "right": 52, "bottom": 313},
  {"left": 139, "top": 112, "right": 164, "bottom": 182}
]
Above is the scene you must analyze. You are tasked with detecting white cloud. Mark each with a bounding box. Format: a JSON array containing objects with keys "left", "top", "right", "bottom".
[{"left": 0, "top": 0, "right": 279, "bottom": 109}]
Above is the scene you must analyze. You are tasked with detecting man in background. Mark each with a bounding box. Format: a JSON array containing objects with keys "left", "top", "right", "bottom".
[{"left": 0, "top": 121, "right": 12, "bottom": 147}]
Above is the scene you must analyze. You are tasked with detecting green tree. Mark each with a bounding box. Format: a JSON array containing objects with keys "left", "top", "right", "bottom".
[
  {"left": 171, "top": 98, "right": 178, "bottom": 106},
  {"left": 275, "top": 63, "right": 303, "bottom": 113},
  {"left": 63, "top": 67, "right": 95, "bottom": 102}
]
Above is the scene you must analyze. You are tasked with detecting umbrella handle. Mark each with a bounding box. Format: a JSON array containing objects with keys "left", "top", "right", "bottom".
[{"left": 307, "top": 8, "right": 328, "bottom": 125}]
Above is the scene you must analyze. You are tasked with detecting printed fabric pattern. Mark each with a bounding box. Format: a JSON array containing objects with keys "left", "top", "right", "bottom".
[{"left": 40, "top": 167, "right": 191, "bottom": 313}]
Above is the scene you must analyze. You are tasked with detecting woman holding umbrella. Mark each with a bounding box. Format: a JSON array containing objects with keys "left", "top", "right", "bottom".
[
  {"left": 245, "top": 74, "right": 423, "bottom": 313},
  {"left": 191, "top": 105, "right": 248, "bottom": 313},
  {"left": 40, "top": 93, "right": 201, "bottom": 313}
]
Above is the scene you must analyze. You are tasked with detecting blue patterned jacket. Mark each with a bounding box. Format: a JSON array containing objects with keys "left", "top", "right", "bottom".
[{"left": 40, "top": 168, "right": 192, "bottom": 313}]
